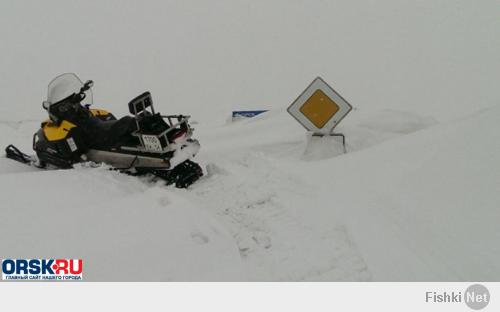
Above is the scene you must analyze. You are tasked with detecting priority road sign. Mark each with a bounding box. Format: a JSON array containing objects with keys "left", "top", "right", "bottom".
[{"left": 287, "top": 77, "right": 352, "bottom": 135}]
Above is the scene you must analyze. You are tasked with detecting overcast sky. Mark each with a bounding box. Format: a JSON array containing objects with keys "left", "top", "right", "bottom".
[{"left": 0, "top": 0, "right": 498, "bottom": 123}]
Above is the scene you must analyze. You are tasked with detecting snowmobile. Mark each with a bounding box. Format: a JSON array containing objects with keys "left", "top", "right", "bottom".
[{"left": 5, "top": 73, "right": 203, "bottom": 188}]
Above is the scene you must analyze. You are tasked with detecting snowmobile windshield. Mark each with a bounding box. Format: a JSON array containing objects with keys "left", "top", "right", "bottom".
[{"left": 45, "top": 73, "right": 93, "bottom": 107}]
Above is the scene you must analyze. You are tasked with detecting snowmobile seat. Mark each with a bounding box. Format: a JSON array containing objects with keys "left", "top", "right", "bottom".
[
  {"left": 105, "top": 116, "right": 136, "bottom": 139},
  {"left": 83, "top": 116, "right": 137, "bottom": 148}
]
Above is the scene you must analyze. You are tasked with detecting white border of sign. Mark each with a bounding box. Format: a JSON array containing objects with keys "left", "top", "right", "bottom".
[{"left": 287, "top": 77, "right": 353, "bottom": 134}]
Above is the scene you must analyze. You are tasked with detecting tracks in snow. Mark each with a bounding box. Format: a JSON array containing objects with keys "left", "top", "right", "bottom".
[{"left": 189, "top": 151, "right": 371, "bottom": 281}]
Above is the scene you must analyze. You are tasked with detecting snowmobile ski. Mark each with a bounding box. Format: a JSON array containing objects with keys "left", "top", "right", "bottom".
[{"left": 5, "top": 145, "right": 40, "bottom": 167}]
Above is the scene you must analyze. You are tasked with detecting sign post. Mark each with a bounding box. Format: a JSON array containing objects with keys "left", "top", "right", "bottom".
[{"left": 287, "top": 77, "right": 352, "bottom": 152}]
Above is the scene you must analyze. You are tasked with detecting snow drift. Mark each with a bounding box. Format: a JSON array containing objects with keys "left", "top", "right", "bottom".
[{"left": 1, "top": 105, "right": 498, "bottom": 281}]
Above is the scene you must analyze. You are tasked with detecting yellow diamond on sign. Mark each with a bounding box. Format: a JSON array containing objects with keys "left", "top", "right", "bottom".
[
  {"left": 287, "top": 77, "right": 352, "bottom": 135},
  {"left": 299, "top": 89, "right": 339, "bottom": 129}
]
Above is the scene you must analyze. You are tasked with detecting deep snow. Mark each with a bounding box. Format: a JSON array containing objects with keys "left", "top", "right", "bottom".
[
  {"left": 0, "top": 0, "right": 499, "bottom": 281},
  {"left": 1, "top": 105, "right": 498, "bottom": 281}
]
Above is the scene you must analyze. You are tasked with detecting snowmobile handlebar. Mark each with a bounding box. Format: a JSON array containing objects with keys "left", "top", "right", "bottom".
[
  {"left": 75, "top": 80, "right": 94, "bottom": 104},
  {"left": 161, "top": 114, "right": 191, "bottom": 119}
]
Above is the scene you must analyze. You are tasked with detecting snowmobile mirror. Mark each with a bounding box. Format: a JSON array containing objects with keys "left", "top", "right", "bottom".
[
  {"left": 81, "top": 80, "right": 94, "bottom": 92},
  {"left": 42, "top": 101, "right": 50, "bottom": 110}
]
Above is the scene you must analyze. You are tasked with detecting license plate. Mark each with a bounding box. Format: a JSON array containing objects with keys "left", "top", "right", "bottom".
[{"left": 142, "top": 135, "right": 163, "bottom": 152}]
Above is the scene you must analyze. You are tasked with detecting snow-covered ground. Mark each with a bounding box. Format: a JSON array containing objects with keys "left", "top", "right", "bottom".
[
  {"left": 0, "top": 1, "right": 499, "bottom": 281},
  {"left": 1, "top": 105, "right": 499, "bottom": 281}
]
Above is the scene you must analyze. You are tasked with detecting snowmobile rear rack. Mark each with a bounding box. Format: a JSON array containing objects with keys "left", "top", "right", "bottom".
[
  {"left": 123, "top": 115, "right": 194, "bottom": 154},
  {"left": 126, "top": 92, "right": 195, "bottom": 153}
]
